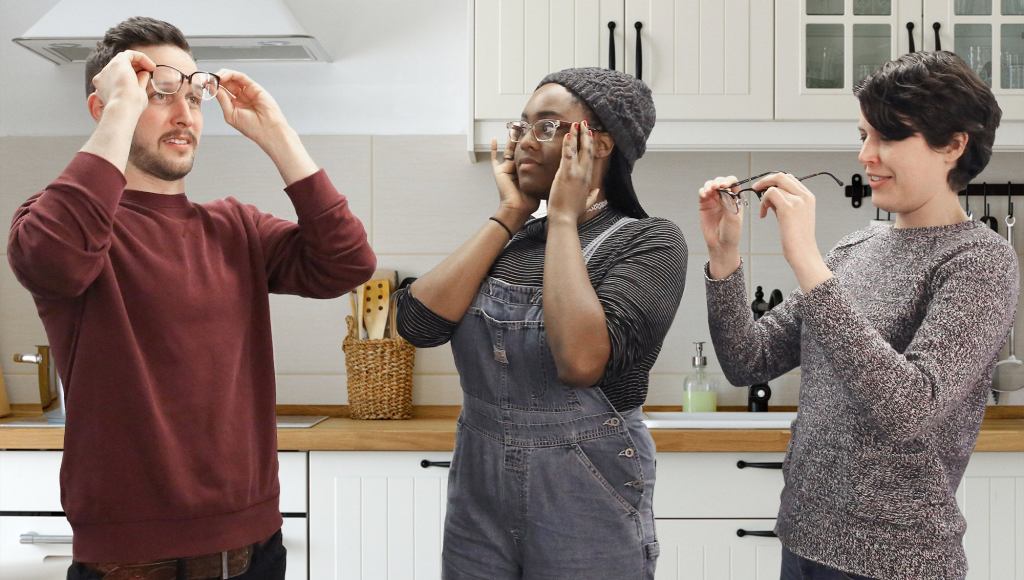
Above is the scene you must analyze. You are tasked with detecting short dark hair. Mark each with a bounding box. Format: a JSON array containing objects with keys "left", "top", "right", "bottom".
[
  {"left": 854, "top": 51, "right": 1001, "bottom": 192},
  {"left": 85, "top": 17, "right": 191, "bottom": 96}
]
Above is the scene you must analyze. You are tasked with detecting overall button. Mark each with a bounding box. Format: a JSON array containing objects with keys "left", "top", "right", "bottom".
[
  {"left": 602, "top": 418, "right": 621, "bottom": 427},
  {"left": 618, "top": 448, "right": 635, "bottom": 458}
]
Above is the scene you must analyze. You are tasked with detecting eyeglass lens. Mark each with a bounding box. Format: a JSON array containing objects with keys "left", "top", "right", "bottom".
[{"left": 151, "top": 66, "right": 221, "bottom": 101}]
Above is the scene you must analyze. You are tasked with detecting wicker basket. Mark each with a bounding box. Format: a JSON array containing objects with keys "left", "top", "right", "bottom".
[{"left": 342, "top": 315, "right": 416, "bottom": 419}]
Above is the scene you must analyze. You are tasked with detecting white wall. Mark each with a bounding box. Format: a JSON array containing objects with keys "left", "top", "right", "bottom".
[{"left": 0, "top": 0, "right": 470, "bottom": 136}]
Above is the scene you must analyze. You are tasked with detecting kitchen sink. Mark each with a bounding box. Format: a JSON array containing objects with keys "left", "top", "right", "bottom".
[{"left": 643, "top": 411, "right": 797, "bottom": 429}]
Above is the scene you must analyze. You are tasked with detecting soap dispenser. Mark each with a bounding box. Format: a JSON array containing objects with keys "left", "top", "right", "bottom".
[{"left": 683, "top": 342, "right": 718, "bottom": 412}]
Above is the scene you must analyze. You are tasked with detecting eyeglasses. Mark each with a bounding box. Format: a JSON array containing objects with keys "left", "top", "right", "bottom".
[
  {"left": 149, "top": 64, "right": 226, "bottom": 102},
  {"left": 716, "top": 171, "right": 844, "bottom": 214},
  {"left": 506, "top": 119, "right": 604, "bottom": 143}
]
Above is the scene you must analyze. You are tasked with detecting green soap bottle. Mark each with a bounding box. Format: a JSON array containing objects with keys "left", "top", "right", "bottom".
[{"left": 683, "top": 341, "right": 718, "bottom": 412}]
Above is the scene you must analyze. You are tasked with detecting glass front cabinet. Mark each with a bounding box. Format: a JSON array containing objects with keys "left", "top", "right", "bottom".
[{"left": 777, "top": 0, "right": 1024, "bottom": 119}]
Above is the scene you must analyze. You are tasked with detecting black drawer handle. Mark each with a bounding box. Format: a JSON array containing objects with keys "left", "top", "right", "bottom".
[
  {"left": 736, "top": 460, "right": 783, "bottom": 470},
  {"left": 737, "top": 529, "right": 778, "bottom": 538},
  {"left": 634, "top": 22, "right": 643, "bottom": 80},
  {"left": 907, "top": 22, "right": 915, "bottom": 53},
  {"left": 420, "top": 460, "right": 451, "bottom": 469},
  {"left": 608, "top": 21, "right": 617, "bottom": 70},
  {"left": 933, "top": 22, "right": 941, "bottom": 51}
]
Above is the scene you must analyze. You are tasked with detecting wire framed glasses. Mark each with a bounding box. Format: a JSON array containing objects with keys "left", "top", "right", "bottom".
[{"left": 716, "top": 171, "right": 844, "bottom": 214}]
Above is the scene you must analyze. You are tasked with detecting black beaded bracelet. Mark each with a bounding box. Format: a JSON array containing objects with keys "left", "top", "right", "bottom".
[{"left": 489, "top": 216, "right": 514, "bottom": 239}]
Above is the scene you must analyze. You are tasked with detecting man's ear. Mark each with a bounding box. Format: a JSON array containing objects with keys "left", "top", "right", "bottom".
[
  {"left": 592, "top": 130, "right": 614, "bottom": 160},
  {"left": 87, "top": 92, "right": 104, "bottom": 122}
]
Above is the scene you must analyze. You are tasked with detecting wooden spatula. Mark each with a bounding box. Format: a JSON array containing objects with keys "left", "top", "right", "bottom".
[
  {"left": 363, "top": 278, "right": 391, "bottom": 340},
  {"left": 355, "top": 284, "right": 366, "bottom": 339}
]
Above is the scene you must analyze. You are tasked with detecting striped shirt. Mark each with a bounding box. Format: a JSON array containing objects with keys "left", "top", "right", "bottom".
[{"left": 394, "top": 208, "right": 687, "bottom": 412}]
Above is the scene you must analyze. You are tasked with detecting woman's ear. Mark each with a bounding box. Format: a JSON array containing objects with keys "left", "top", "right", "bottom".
[
  {"left": 592, "top": 131, "right": 614, "bottom": 160},
  {"left": 943, "top": 131, "right": 969, "bottom": 165},
  {"left": 87, "top": 92, "right": 104, "bottom": 122}
]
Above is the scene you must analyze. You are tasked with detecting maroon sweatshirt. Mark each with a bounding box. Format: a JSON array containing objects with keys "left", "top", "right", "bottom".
[{"left": 7, "top": 152, "right": 376, "bottom": 562}]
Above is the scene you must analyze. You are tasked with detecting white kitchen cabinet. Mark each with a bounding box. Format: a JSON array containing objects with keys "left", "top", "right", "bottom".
[
  {"left": 959, "top": 452, "right": 1024, "bottom": 580},
  {"left": 472, "top": 0, "right": 775, "bottom": 153},
  {"left": 655, "top": 519, "right": 782, "bottom": 580},
  {"left": 0, "top": 451, "right": 309, "bottom": 580},
  {"left": 653, "top": 452, "right": 786, "bottom": 518},
  {"left": 624, "top": 0, "right": 774, "bottom": 120},
  {"left": 308, "top": 451, "right": 452, "bottom": 580},
  {"left": 474, "top": 0, "right": 623, "bottom": 120},
  {"left": 653, "top": 454, "right": 784, "bottom": 579},
  {"left": 777, "top": 0, "right": 1024, "bottom": 120},
  {"left": 925, "top": 0, "right": 1024, "bottom": 119},
  {"left": 776, "top": 0, "right": 921, "bottom": 119}
]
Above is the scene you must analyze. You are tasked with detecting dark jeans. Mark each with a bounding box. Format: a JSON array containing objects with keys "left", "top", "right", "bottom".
[
  {"left": 67, "top": 529, "right": 286, "bottom": 580},
  {"left": 781, "top": 546, "right": 875, "bottom": 580}
]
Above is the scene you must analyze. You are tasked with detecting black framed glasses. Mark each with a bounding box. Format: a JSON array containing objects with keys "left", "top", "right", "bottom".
[
  {"left": 149, "top": 64, "right": 226, "bottom": 102},
  {"left": 506, "top": 119, "right": 604, "bottom": 143},
  {"left": 716, "top": 171, "right": 844, "bottom": 214}
]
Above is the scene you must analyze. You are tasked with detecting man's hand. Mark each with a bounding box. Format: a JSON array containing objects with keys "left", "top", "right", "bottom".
[
  {"left": 214, "top": 69, "right": 289, "bottom": 146},
  {"left": 91, "top": 49, "right": 154, "bottom": 116}
]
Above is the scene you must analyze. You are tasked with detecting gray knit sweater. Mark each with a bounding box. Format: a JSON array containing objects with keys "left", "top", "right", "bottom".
[{"left": 706, "top": 220, "right": 1019, "bottom": 580}]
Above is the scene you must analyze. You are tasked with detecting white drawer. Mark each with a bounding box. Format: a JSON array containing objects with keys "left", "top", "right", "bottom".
[
  {"left": 0, "top": 452, "right": 62, "bottom": 512},
  {"left": 277, "top": 451, "right": 307, "bottom": 514},
  {"left": 0, "top": 451, "right": 307, "bottom": 514},
  {"left": 0, "top": 515, "right": 73, "bottom": 580},
  {"left": 0, "top": 515, "right": 307, "bottom": 580},
  {"left": 654, "top": 453, "right": 785, "bottom": 518},
  {"left": 654, "top": 518, "right": 781, "bottom": 580}
]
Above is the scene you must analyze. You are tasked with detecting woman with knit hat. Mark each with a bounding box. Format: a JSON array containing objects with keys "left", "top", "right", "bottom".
[{"left": 394, "top": 68, "right": 685, "bottom": 578}]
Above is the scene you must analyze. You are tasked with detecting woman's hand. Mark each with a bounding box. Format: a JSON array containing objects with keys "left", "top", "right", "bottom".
[
  {"left": 490, "top": 138, "right": 539, "bottom": 228},
  {"left": 698, "top": 176, "right": 744, "bottom": 279},
  {"left": 547, "top": 121, "right": 600, "bottom": 225},
  {"left": 753, "top": 172, "right": 832, "bottom": 292}
]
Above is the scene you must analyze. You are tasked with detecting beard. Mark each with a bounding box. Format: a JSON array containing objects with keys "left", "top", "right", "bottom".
[{"left": 128, "top": 132, "right": 197, "bottom": 182}]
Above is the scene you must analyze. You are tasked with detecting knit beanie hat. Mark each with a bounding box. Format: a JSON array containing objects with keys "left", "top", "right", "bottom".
[{"left": 538, "top": 67, "right": 656, "bottom": 171}]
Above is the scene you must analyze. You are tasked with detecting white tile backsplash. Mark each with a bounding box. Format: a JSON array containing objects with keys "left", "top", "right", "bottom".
[{"left": 1, "top": 137, "right": 1021, "bottom": 408}]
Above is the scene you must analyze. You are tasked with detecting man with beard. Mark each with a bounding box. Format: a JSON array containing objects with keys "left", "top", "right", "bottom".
[{"left": 7, "top": 17, "right": 375, "bottom": 579}]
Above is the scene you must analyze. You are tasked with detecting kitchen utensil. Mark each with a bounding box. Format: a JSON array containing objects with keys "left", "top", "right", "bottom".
[
  {"left": 356, "top": 284, "right": 367, "bottom": 340},
  {"left": 348, "top": 291, "right": 360, "bottom": 339},
  {"left": 993, "top": 213, "right": 1024, "bottom": 396},
  {"left": 387, "top": 293, "right": 399, "bottom": 339},
  {"left": 980, "top": 184, "right": 999, "bottom": 232},
  {"left": 363, "top": 278, "right": 391, "bottom": 340},
  {"left": 965, "top": 192, "right": 974, "bottom": 220}
]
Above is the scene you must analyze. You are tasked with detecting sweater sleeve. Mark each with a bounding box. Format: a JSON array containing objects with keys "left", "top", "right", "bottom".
[
  {"left": 598, "top": 219, "right": 687, "bottom": 381},
  {"left": 251, "top": 170, "right": 376, "bottom": 298},
  {"left": 799, "top": 242, "right": 1019, "bottom": 443},
  {"left": 8, "top": 152, "right": 125, "bottom": 299},
  {"left": 393, "top": 287, "right": 460, "bottom": 347},
  {"left": 705, "top": 262, "right": 804, "bottom": 386}
]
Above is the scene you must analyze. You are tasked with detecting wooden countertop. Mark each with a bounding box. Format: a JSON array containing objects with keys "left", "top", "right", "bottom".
[{"left": 2, "top": 406, "right": 1022, "bottom": 452}]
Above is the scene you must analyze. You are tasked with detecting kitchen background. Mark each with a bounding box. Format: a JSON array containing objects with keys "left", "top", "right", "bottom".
[{"left": 2, "top": 0, "right": 1022, "bottom": 409}]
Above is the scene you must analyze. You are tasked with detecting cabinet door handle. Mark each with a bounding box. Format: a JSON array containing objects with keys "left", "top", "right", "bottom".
[
  {"left": 932, "top": 22, "right": 942, "bottom": 51},
  {"left": 420, "top": 460, "right": 451, "bottom": 469},
  {"left": 736, "top": 460, "right": 783, "bottom": 470},
  {"left": 634, "top": 22, "right": 643, "bottom": 80},
  {"left": 906, "top": 22, "right": 916, "bottom": 53},
  {"left": 20, "top": 533, "right": 73, "bottom": 544},
  {"left": 608, "top": 21, "right": 617, "bottom": 70},
  {"left": 736, "top": 529, "right": 778, "bottom": 538}
]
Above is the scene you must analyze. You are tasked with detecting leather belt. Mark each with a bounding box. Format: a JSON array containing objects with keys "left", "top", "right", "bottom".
[{"left": 83, "top": 544, "right": 254, "bottom": 580}]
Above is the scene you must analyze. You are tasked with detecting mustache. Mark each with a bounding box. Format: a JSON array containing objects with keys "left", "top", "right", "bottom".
[{"left": 159, "top": 130, "right": 198, "bottom": 144}]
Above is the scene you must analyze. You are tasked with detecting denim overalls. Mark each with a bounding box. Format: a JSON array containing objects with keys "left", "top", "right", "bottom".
[{"left": 442, "top": 217, "right": 659, "bottom": 580}]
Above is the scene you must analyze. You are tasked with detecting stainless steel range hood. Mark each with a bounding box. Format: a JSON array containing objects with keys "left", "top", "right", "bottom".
[{"left": 13, "top": 0, "right": 332, "bottom": 64}]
